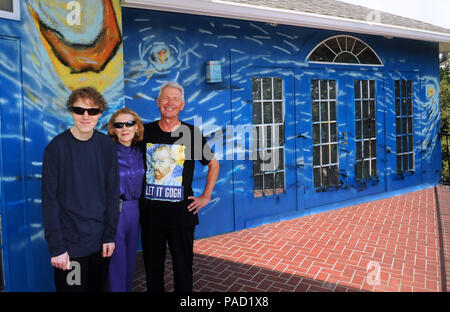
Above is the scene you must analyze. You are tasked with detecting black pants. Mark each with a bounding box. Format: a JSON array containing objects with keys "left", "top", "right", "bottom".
[
  {"left": 53, "top": 251, "right": 110, "bottom": 292},
  {"left": 141, "top": 225, "right": 195, "bottom": 292}
]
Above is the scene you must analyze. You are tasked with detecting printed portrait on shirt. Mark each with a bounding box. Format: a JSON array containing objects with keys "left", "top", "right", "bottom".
[{"left": 145, "top": 143, "right": 185, "bottom": 201}]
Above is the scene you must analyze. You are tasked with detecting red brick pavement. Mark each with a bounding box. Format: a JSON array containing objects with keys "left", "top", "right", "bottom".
[{"left": 132, "top": 186, "right": 449, "bottom": 292}]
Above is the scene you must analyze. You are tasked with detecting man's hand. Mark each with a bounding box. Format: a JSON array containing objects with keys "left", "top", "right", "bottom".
[
  {"left": 51, "top": 251, "right": 70, "bottom": 270},
  {"left": 102, "top": 242, "right": 115, "bottom": 258},
  {"left": 187, "top": 195, "right": 210, "bottom": 214}
]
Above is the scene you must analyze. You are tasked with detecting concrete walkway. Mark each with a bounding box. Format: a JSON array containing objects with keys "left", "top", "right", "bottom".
[{"left": 132, "top": 185, "right": 450, "bottom": 292}]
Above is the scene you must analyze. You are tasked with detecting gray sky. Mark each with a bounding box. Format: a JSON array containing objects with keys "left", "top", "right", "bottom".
[{"left": 339, "top": 0, "right": 450, "bottom": 30}]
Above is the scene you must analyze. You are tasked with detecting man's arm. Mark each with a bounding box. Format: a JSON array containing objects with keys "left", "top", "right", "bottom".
[
  {"left": 187, "top": 156, "right": 220, "bottom": 214},
  {"left": 102, "top": 141, "right": 120, "bottom": 257},
  {"left": 42, "top": 143, "right": 70, "bottom": 269}
]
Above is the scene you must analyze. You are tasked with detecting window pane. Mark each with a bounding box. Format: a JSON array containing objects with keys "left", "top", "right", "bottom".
[
  {"left": 322, "top": 145, "right": 329, "bottom": 164},
  {"left": 363, "top": 160, "right": 370, "bottom": 180},
  {"left": 362, "top": 81, "right": 369, "bottom": 98},
  {"left": 277, "top": 149, "right": 285, "bottom": 171},
  {"left": 314, "top": 168, "right": 321, "bottom": 188},
  {"left": 264, "top": 173, "right": 274, "bottom": 191},
  {"left": 335, "top": 52, "right": 358, "bottom": 64},
  {"left": 312, "top": 80, "right": 319, "bottom": 100},
  {"left": 321, "top": 124, "right": 329, "bottom": 143},
  {"left": 369, "top": 100, "right": 376, "bottom": 119},
  {"left": 356, "top": 121, "right": 362, "bottom": 139},
  {"left": 371, "top": 159, "right": 377, "bottom": 177},
  {"left": 356, "top": 141, "right": 362, "bottom": 160},
  {"left": 409, "top": 154, "right": 414, "bottom": 170},
  {"left": 0, "top": 0, "right": 13, "bottom": 12},
  {"left": 309, "top": 45, "right": 335, "bottom": 62},
  {"left": 331, "top": 143, "right": 338, "bottom": 163},
  {"left": 354, "top": 80, "right": 361, "bottom": 99},
  {"left": 407, "top": 99, "right": 413, "bottom": 115},
  {"left": 254, "top": 174, "right": 263, "bottom": 190},
  {"left": 312, "top": 101, "right": 320, "bottom": 122},
  {"left": 401, "top": 80, "right": 406, "bottom": 98},
  {"left": 322, "top": 167, "right": 330, "bottom": 187},
  {"left": 274, "top": 101, "right": 283, "bottom": 123},
  {"left": 263, "top": 78, "right": 272, "bottom": 99},
  {"left": 273, "top": 78, "right": 282, "bottom": 100},
  {"left": 321, "top": 101, "right": 329, "bottom": 121},
  {"left": 263, "top": 102, "right": 273, "bottom": 124},
  {"left": 313, "top": 124, "right": 320, "bottom": 145},
  {"left": 325, "top": 38, "right": 341, "bottom": 54},
  {"left": 253, "top": 160, "right": 261, "bottom": 174},
  {"left": 320, "top": 80, "right": 328, "bottom": 99},
  {"left": 355, "top": 100, "right": 361, "bottom": 119},
  {"left": 395, "top": 99, "right": 400, "bottom": 116},
  {"left": 330, "top": 101, "right": 336, "bottom": 120},
  {"left": 275, "top": 171, "right": 284, "bottom": 190},
  {"left": 252, "top": 78, "right": 261, "bottom": 100},
  {"left": 355, "top": 161, "right": 362, "bottom": 180},
  {"left": 369, "top": 80, "right": 375, "bottom": 97},
  {"left": 362, "top": 100, "right": 369, "bottom": 119},
  {"left": 359, "top": 49, "right": 382, "bottom": 65},
  {"left": 265, "top": 125, "right": 272, "bottom": 148},
  {"left": 252, "top": 102, "right": 262, "bottom": 124},
  {"left": 396, "top": 137, "right": 402, "bottom": 153},
  {"left": 330, "top": 165, "right": 339, "bottom": 186},
  {"left": 395, "top": 118, "right": 401, "bottom": 135},
  {"left": 313, "top": 146, "right": 321, "bottom": 166},
  {"left": 276, "top": 125, "right": 284, "bottom": 146},
  {"left": 330, "top": 123, "right": 337, "bottom": 142},
  {"left": 329, "top": 80, "right": 337, "bottom": 99}
]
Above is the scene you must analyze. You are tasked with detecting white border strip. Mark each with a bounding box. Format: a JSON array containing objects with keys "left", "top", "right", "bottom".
[{"left": 123, "top": 0, "right": 450, "bottom": 43}]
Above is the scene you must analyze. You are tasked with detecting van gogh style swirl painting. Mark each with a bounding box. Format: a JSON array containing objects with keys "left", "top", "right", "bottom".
[{"left": 26, "top": 0, "right": 124, "bottom": 133}]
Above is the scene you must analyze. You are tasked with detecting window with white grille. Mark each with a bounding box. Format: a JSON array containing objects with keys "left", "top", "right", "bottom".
[
  {"left": 354, "top": 80, "right": 377, "bottom": 180},
  {"left": 311, "top": 79, "right": 340, "bottom": 188},
  {"left": 252, "top": 77, "right": 285, "bottom": 197},
  {"left": 395, "top": 80, "right": 414, "bottom": 173}
]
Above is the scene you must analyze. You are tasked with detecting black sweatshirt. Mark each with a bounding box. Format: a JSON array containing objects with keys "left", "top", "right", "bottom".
[{"left": 42, "top": 129, "right": 119, "bottom": 258}]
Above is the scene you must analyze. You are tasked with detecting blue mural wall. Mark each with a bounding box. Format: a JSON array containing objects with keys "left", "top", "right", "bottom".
[
  {"left": 0, "top": 3, "right": 442, "bottom": 291},
  {"left": 122, "top": 8, "right": 441, "bottom": 239},
  {"left": 0, "top": 0, "right": 124, "bottom": 291}
]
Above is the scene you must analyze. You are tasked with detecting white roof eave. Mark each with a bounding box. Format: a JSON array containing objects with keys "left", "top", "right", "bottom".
[{"left": 123, "top": 0, "right": 450, "bottom": 46}]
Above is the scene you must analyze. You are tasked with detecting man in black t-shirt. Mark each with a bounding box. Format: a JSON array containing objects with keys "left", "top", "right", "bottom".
[{"left": 140, "top": 81, "right": 220, "bottom": 292}]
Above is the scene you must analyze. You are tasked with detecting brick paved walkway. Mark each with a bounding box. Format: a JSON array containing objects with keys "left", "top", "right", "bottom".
[{"left": 132, "top": 186, "right": 450, "bottom": 292}]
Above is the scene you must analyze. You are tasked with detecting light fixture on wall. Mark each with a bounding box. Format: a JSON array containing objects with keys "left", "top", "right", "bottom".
[{"left": 206, "top": 61, "right": 222, "bottom": 83}]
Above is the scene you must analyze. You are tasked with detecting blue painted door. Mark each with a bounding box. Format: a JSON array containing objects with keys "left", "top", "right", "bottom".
[
  {"left": 385, "top": 71, "right": 422, "bottom": 191},
  {"left": 298, "top": 69, "right": 387, "bottom": 210},
  {"left": 0, "top": 36, "right": 28, "bottom": 291},
  {"left": 231, "top": 63, "right": 298, "bottom": 230}
]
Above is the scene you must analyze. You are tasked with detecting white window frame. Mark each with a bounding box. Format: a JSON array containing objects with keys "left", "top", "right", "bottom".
[
  {"left": 0, "top": 0, "right": 20, "bottom": 21},
  {"left": 306, "top": 35, "right": 383, "bottom": 66},
  {"left": 252, "top": 77, "right": 286, "bottom": 198}
]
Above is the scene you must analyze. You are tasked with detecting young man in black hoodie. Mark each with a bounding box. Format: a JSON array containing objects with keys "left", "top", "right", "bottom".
[{"left": 42, "top": 87, "right": 119, "bottom": 292}]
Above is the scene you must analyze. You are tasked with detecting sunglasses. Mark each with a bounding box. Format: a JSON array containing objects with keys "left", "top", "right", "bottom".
[
  {"left": 71, "top": 106, "right": 101, "bottom": 116},
  {"left": 113, "top": 120, "right": 137, "bottom": 129}
]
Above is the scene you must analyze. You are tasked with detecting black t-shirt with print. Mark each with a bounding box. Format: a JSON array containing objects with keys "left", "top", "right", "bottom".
[{"left": 140, "top": 121, "right": 214, "bottom": 228}]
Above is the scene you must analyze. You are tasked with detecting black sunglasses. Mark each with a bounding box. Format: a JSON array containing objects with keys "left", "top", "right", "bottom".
[
  {"left": 71, "top": 106, "right": 101, "bottom": 116},
  {"left": 113, "top": 120, "right": 137, "bottom": 129}
]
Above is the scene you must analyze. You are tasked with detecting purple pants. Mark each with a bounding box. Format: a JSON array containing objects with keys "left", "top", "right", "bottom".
[{"left": 108, "top": 200, "right": 140, "bottom": 292}]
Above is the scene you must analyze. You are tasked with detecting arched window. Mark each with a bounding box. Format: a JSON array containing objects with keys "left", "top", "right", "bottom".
[{"left": 307, "top": 35, "right": 383, "bottom": 66}]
